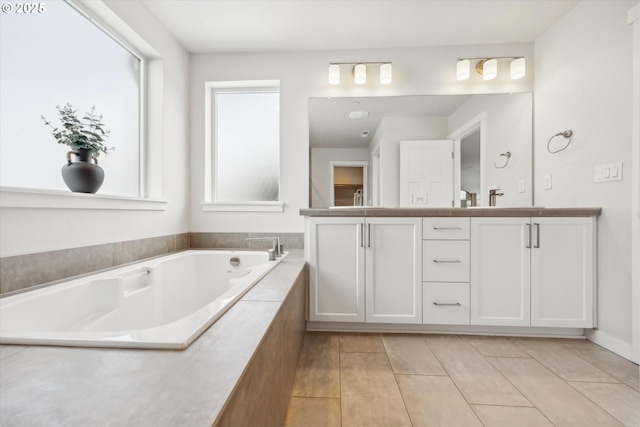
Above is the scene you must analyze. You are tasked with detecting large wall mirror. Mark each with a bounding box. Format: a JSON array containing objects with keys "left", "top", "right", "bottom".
[{"left": 309, "top": 93, "right": 532, "bottom": 208}]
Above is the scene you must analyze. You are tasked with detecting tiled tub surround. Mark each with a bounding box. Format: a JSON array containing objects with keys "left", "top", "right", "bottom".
[
  {"left": 0, "top": 251, "right": 306, "bottom": 426},
  {"left": 0, "top": 232, "right": 303, "bottom": 295}
]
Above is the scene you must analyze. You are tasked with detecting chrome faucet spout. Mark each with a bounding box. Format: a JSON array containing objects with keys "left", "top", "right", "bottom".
[
  {"left": 488, "top": 189, "right": 504, "bottom": 207},
  {"left": 245, "top": 237, "right": 281, "bottom": 258}
]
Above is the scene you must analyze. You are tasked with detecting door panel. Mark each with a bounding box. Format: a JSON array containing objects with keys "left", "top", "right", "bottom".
[
  {"left": 400, "top": 140, "right": 454, "bottom": 207},
  {"left": 366, "top": 218, "right": 422, "bottom": 323}
]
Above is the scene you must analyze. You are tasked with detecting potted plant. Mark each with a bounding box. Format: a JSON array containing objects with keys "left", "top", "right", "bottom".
[{"left": 41, "top": 103, "right": 111, "bottom": 193}]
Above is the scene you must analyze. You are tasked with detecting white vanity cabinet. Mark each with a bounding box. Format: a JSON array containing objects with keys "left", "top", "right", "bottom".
[
  {"left": 307, "top": 217, "right": 422, "bottom": 324},
  {"left": 307, "top": 217, "right": 364, "bottom": 322},
  {"left": 470, "top": 217, "right": 595, "bottom": 328},
  {"left": 422, "top": 218, "right": 471, "bottom": 325},
  {"left": 530, "top": 217, "right": 594, "bottom": 328},
  {"left": 470, "top": 218, "right": 531, "bottom": 326}
]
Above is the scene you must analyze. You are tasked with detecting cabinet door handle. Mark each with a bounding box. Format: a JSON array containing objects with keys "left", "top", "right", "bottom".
[
  {"left": 433, "top": 259, "right": 461, "bottom": 263},
  {"left": 367, "top": 223, "right": 371, "bottom": 248},
  {"left": 433, "top": 226, "right": 462, "bottom": 230},
  {"left": 526, "top": 223, "right": 531, "bottom": 248},
  {"left": 534, "top": 223, "right": 540, "bottom": 248},
  {"left": 360, "top": 223, "right": 364, "bottom": 248},
  {"left": 433, "top": 301, "right": 461, "bottom": 306}
]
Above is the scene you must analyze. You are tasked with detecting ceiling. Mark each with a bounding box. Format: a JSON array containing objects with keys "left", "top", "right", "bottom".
[
  {"left": 309, "top": 95, "right": 471, "bottom": 149},
  {"left": 142, "top": 0, "right": 579, "bottom": 54},
  {"left": 142, "top": 0, "right": 577, "bottom": 149}
]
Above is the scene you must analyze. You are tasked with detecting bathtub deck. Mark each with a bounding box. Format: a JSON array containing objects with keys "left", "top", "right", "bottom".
[{"left": 0, "top": 250, "right": 306, "bottom": 427}]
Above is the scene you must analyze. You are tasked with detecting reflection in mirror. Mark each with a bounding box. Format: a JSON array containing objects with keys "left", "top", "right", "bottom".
[
  {"left": 309, "top": 93, "right": 532, "bottom": 208},
  {"left": 461, "top": 127, "right": 481, "bottom": 206}
]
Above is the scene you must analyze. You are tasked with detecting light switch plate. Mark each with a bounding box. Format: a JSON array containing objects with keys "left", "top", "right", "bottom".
[
  {"left": 595, "top": 162, "right": 623, "bottom": 183},
  {"left": 543, "top": 174, "right": 552, "bottom": 190}
]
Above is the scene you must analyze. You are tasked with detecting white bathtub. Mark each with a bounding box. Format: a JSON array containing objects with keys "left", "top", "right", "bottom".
[{"left": 0, "top": 250, "right": 286, "bottom": 350}]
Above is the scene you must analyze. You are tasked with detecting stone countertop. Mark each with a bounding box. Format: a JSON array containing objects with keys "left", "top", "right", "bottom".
[
  {"left": 300, "top": 207, "right": 602, "bottom": 217},
  {"left": 0, "top": 251, "right": 306, "bottom": 427}
]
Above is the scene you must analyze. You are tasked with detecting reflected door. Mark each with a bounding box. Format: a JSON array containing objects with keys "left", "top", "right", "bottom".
[{"left": 399, "top": 140, "right": 454, "bottom": 207}]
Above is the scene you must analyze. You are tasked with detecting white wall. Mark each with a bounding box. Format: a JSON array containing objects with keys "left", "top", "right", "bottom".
[
  {"left": 311, "top": 148, "right": 369, "bottom": 208},
  {"left": 448, "top": 93, "right": 533, "bottom": 207},
  {"left": 0, "top": 0, "right": 190, "bottom": 257},
  {"left": 534, "top": 1, "right": 636, "bottom": 358},
  {"left": 190, "top": 44, "right": 533, "bottom": 231}
]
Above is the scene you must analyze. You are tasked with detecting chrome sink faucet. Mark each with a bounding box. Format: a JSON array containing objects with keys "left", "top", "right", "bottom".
[
  {"left": 489, "top": 189, "right": 504, "bottom": 206},
  {"left": 246, "top": 237, "right": 281, "bottom": 259}
]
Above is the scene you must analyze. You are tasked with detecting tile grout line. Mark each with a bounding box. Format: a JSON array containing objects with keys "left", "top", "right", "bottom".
[
  {"left": 565, "top": 380, "right": 636, "bottom": 426},
  {"left": 482, "top": 337, "right": 556, "bottom": 425},
  {"left": 565, "top": 345, "right": 633, "bottom": 386},
  {"left": 425, "top": 335, "right": 488, "bottom": 426},
  {"left": 381, "top": 334, "right": 416, "bottom": 427},
  {"left": 338, "top": 333, "right": 343, "bottom": 427}
]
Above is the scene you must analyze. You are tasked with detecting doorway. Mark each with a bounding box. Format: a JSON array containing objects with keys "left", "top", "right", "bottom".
[
  {"left": 449, "top": 113, "right": 486, "bottom": 207},
  {"left": 330, "top": 161, "right": 368, "bottom": 207}
]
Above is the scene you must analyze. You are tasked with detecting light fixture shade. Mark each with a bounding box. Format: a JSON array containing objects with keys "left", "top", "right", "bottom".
[
  {"left": 328, "top": 64, "right": 340, "bottom": 85},
  {"left": 379, "top": 63, "right": 392, "bottom": 84},
  {"left": 510, "top": 57, "right": 526, "bottom": 80},
  {"left": 354, "top": 64, "right": 366, "bottom": 85},
  {"left": 456, "top": 59, "right": 470, "bottom": 81},
  {"left": 483, "top": 58, "right": 497, "bottom": 80}
]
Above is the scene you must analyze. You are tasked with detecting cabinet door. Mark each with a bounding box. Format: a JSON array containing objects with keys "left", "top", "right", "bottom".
[
  {"left": 470, "top": 218, "right": 531, "bottom": 326},
  {"left": 531, "top": 217, "right": 594, "bottom": 327},
  {"left": 365, "top": 218, "right": 422, "bottom": 323},
  {"left": 308, "top": 217, "right": 365, "bottom": 322}
]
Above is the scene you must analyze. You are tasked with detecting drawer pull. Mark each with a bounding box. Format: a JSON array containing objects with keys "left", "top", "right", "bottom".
[
  {"left": 433, "top": 301, "right": 461, "bottom": 306},
  {"left": 433, "top": 259, "right": 461, "bottom": 263},
  {"left": 433, "top": 226, "right": 462, "bottom": 230}
]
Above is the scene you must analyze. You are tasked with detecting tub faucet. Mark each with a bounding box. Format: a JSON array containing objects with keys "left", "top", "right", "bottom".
[
  {"left": 489, "top": 189, "right": 504, "bottom": 207},
  {"left": 246, "top": 237, "right": 281, "bottom": 258}
]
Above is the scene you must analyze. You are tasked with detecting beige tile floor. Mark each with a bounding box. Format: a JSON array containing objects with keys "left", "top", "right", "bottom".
[{"left": 284, "top": 333, "right": 640, "bottom": 427}]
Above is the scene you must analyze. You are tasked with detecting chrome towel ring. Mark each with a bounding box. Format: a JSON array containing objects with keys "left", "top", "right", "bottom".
[
  {"left": 547, "top": 130, "right": 573, "bottom": 154},
  {"left": 494, "top": 151, "right": 511, "bottom": 169}
]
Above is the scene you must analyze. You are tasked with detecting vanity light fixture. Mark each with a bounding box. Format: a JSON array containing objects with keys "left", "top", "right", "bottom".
[
  {"left": 456, "top": 57, "right": 526, "bottom": 81},
  {"left": 328, "top": 64, "right": 341, "bottom": 85},
  {"left": 353, "top": 64, "right": 367, "bottom": 85},
  {"left": 328, "top": 62, "right": 392, "bottom": 85},
  {"left": 510, "top": 57, "right": 526, "bottom": 80},
  {"left": 379, "top": 63, "right": 392, "bottom": 84},
  {"left": 479, "top": 59, "right": 498, "bottom": 80},
  {"left": 456, "top": 59, "right": 471, "bottom": 81}
]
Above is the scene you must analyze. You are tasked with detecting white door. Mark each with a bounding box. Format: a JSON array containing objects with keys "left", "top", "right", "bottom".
[
  {"left": 470, "top": 217, "right": 531, "bottom": 326},
  {"left": 365, "top": 218, "right": 422, "bottom": 323},
  {"left": 531, "top": 217, "right": 594, "bottom": 328},
  {"left": 400, "top": 140, "right": 454, "bottom": 207},
  {"left": 308, "top": 217, "right": 365, "bottom": 322}
]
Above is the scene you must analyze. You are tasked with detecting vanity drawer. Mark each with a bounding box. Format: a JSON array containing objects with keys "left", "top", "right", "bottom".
[
  {"left": 423, "top": 241, "right": 470, "bottom": 282},
  {"left": 423, "top": 217, "right": 470, "bottom": 240},
  {"left": 423, "top": 282, "right": 470, "bottom": 325}
]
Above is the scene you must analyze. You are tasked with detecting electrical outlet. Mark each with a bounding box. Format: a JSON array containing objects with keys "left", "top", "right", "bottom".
[
  {"left": 518, "top": 180, "right": 525, "bottom": 193},
  {"left": 543, "top": 174, "right": 552, "bottom": 190}
]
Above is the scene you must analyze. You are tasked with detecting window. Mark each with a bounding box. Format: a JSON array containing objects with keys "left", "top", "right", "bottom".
[
  {"left": 205, "top": 81, "right": 281, "bottom": 211},
  {"left": 0, "top": 0, "right": 142, "bottom": 197}
]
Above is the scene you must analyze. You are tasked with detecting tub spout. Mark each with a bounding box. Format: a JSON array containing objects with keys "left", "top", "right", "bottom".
[{"left": 246, "top": 237, "right": 281, "bottom": 258}]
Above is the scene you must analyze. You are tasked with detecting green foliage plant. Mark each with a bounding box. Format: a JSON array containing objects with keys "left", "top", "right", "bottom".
[{"left": 41, "top": 103, "right": 111, "bottom": 157}]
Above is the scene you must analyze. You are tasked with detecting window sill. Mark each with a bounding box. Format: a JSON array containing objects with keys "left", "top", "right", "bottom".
[
  {"left": 201, "top": 201, "right": 284, "bottom": 212},
  {"left": 0, "top": 187, "right": 168, "bottom": 211}
]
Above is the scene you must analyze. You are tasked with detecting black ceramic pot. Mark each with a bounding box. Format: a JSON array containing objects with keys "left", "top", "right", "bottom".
[{"left": 61, "top": 148, "right": 104, "bottom": 193}]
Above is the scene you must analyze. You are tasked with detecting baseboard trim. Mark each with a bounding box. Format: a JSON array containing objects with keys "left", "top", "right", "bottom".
[
  {"left": 306, "top": 321, "right": 585, "bottom": 339},
  {"left": 585, "top": 329, "right": 635, "bottom": 362}
]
